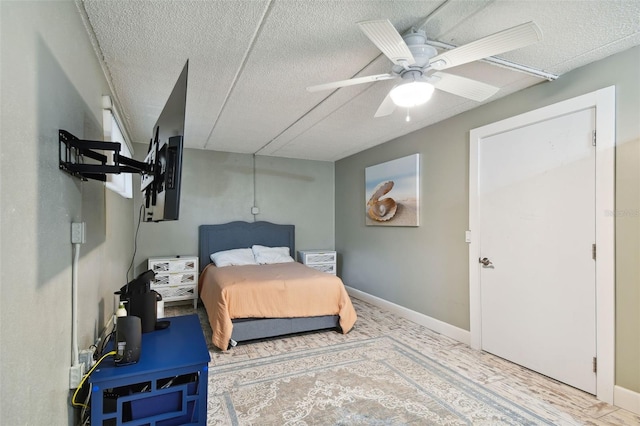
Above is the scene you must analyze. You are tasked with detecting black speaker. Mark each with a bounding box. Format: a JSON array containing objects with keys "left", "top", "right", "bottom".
[{"left": 115, "top": 316, "right": 141, "bottom": 366}]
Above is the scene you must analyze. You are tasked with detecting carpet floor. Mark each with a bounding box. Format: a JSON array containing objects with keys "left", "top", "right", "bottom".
[{"left": 165, "top": 298, "right": 639, "bottom": 425}]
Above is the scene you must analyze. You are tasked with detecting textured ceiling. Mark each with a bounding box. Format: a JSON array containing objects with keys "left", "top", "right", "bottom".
[{"left": 80, "top": 0, "right": 640, "bottom": 161}]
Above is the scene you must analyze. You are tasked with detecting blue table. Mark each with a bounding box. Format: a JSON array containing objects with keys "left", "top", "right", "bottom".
[{"left": 89, "top": 314, "right": 210, "bottom": 425}]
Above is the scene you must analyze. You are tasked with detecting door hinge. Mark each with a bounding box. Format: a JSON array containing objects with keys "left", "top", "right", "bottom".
[
  {"left": 592, "top": 130, "right": 596, "bottom": 146},
  {"left": 592, "top": 243, "right": 596, "bottom": 260},
  {"left": 593, "top": 357, "right": 597, "bottom": 373}
]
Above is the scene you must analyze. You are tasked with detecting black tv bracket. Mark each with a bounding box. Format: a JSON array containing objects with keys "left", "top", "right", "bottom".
[{"left": 59, "top": 129, "right": 152, "bottom": 182}]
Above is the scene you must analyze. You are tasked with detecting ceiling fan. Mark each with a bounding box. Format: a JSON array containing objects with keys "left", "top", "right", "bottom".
[{"left": 307, "top": 20, "right": 543, "bottom": 118}]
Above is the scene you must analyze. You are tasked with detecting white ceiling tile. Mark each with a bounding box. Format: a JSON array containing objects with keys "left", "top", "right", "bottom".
[{"left": 80, "top": 0, "right": 640, "bottom": 161}]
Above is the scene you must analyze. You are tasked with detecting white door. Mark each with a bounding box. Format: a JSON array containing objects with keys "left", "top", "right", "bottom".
[{"left": 479, "top": 108, "right": 596, "bottom": 394}]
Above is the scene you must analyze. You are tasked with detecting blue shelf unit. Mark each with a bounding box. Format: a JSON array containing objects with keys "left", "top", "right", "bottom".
[{"left": 89, "top": 315, "right": 210, "bottom": 425}]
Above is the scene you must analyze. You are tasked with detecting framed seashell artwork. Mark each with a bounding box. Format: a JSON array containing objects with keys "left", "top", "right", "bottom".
[{"left": 365, "top": 154, "right": 420, "bottom": 226}]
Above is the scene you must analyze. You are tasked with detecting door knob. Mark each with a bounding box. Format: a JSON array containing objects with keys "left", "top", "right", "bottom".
[{"left": 479, "top": 257, "right": 493, "bottom": 267}]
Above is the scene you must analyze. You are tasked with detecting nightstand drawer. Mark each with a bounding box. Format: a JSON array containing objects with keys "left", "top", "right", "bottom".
[
  {"left": 307, "top": 263, "right": 337, "bottom": 275},
  {"left": 154, "top": 285, "right": 196, "bottom": 301},
  {"left": 297, "top": 250, "right": 337, "bottom": 265},
  {"left": 152, "top": 272, "right": 197, "bottom": 287},
  {"left": 149, "top": 258, "right": 197, "bottom": 274}
]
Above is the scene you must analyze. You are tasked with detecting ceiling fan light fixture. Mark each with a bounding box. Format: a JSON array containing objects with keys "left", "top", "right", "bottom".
[{"left": 389, "top": 80, "right": 434, "bottom": 108}]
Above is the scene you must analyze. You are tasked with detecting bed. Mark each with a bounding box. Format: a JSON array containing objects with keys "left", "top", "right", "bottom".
[{"left": 198, "top": 221, "right": 357, "bottom": 350}]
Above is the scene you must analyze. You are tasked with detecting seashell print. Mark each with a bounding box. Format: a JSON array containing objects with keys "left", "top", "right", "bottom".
[
  {"left": 369, "top": 198, "right": 397, "bottom": 221},
  {"left": 368, "top": 180, "right": 394, "bottom": 201},
  {"left": 367, "top": 180, "right": 397, "bottom": 221}
]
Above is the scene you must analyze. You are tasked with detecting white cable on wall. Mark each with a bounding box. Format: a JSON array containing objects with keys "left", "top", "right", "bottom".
[
  {"left": 71, "top": 242, "right": 80, "bottom": 366},
  {"left": 252, "top": 154, "right": 257, "bottom": 222},
  {"left": 70, "top": 221, "right": 85, "bottom": 368}
]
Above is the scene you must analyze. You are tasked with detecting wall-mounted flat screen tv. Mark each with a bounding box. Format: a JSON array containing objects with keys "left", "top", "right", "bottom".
[{"left": 141, "top": 61, "right": 188, "bottom": 222}]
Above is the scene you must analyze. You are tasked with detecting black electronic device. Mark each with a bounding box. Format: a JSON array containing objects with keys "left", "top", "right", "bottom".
[
  {"left": 58, "top": 60, "right": 189, "bottom": 223},
  {"left": 128, "top": 292, "right": 162, "bottom": 333},
  {"left": 117, "top": 270, "right": 166, "bottom": 333},
  {"left": 155, "top": 320, "right": 171, "bottom": 330},
  {"left": 115, "top": 316, "right": 141, "bottom": 366},
  {"left": 120, "top": 269, "right": 155, "bottom": 295},
  {"left": 141, "top": 61, "right": 188, "bottom": 222}
]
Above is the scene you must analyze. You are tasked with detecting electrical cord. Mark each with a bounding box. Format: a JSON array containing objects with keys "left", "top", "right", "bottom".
[
  {"left": 95, "top": 328, "right": 115, "bottom": 360},
  {"left": 126, "top": 203, "right": 145, "bottom": 283},
  {"left": 71, "top": 350, "right": 117, "bottom": 409},
  {"left": 252, "top": 154, "right": 257, "bottom": 223},
  {"left": 79, "top": 385, "right": 92, "bottom": 425}
]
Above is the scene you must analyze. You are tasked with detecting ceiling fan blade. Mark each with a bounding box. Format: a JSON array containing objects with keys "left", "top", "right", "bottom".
[
  {"left": 357, "top": 19, "right": 416, "bottom": 66},
  {"left": 374, "top": 92, "right": 397, "bottom": 117},
  {"left": 307, "top": 73, "right": 395, "bottom": 92},
  {"left": 429, "top": 21, "right": 542, "bottom": 70},
  {"left": 431, "top": 72, "right": 500, "bottom": 102}
]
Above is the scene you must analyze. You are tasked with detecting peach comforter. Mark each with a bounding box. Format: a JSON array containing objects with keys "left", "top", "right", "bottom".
[{"left": 199, "top": 262, "right": 357, "bottom": 350}]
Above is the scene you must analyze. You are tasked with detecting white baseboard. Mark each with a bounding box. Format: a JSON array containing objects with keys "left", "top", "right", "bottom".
[
  {"left": 614, "top": 385, "right": 640, "bottom": 415},
  {"left": 345, "top": 286, "right": 470, "bottom": 345}
]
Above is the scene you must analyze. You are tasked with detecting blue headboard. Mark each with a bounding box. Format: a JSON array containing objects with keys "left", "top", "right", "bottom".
[{"left": 198, "top": 221, "right": 295, "bottom": 271}]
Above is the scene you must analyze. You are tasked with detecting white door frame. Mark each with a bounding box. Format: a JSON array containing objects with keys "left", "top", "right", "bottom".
[{"left": 469, "top": 86, "right": 615, "bottom": 403}]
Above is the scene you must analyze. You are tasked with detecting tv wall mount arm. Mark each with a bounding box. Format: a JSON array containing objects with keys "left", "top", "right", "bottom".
[{"left": 59, "top": 129, "right": 152, "bottom": 182}]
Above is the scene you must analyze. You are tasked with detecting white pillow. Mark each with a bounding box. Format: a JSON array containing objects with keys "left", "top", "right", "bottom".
[
  {"left": 252, "top": 245, "right": 295, "bottom": 264},
  {"left": 210, "top": 248, "right": 257, "bottom": 267}
]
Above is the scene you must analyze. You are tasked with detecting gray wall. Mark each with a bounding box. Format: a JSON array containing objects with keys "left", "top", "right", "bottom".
[
  {"left": 335, "top": 47, "right": 640, "bottom": 392},
  {"left": 1, "top": 2, "right": 134, "bottom": 424},
  {"left": 1, "top": 7, "right": 636, "bottom": 426},
  {"left": 131, "top": 146, "right": 335, "bottom": 274}
]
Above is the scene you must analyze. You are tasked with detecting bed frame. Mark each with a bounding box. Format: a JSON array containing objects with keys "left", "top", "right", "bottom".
[{"left": 198, "top": 221, "right": 340, "bottom": 345}]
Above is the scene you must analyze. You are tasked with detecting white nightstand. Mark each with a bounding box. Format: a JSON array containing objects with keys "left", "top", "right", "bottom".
[
  {"left": 148, "top": 256, "right": 199, "bottom": 309},
  {"left": 297, "top": 250, "right": 337, "bottom": 275}
]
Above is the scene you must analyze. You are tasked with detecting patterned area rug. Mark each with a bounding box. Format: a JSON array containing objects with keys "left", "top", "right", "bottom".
[{"left": 207, "top": 336, "right": 555, "bottom": 425}]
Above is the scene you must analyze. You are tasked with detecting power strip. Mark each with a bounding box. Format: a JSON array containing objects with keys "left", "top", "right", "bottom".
[{"left": 79, "top": 348, "right": 96, "bottom": 369}]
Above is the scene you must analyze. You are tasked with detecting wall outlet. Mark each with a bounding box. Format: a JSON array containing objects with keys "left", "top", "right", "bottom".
[
  {"left": 71, "top": 222, "right": 86, "bottom": 244},
  {"left": 69, "top": 362, "right": 86, "bottom": 389}
]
